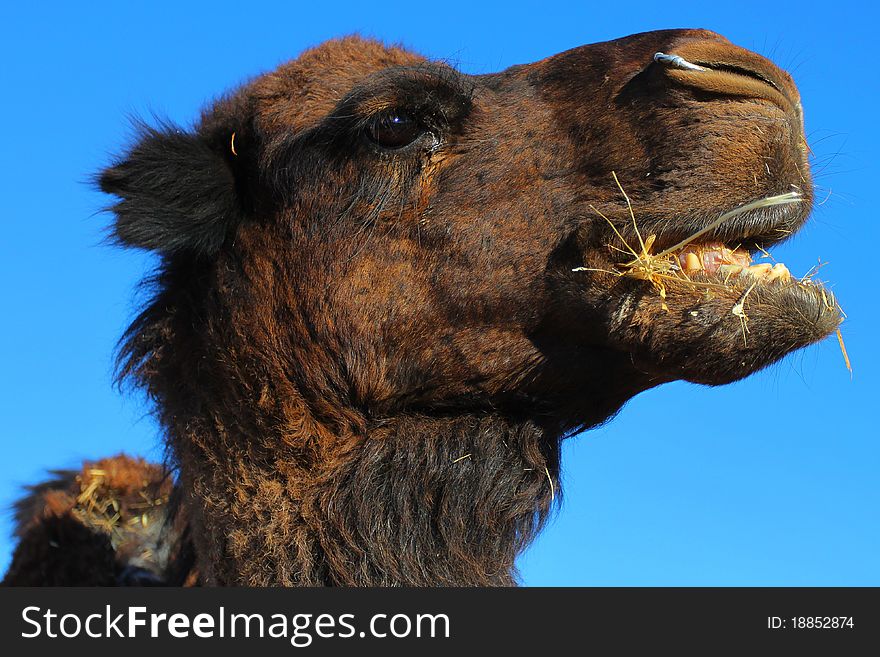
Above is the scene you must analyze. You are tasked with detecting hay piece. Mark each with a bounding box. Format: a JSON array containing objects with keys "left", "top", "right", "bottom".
[{"left": 836, "top": 328, "right": 852, "bottom": 377}]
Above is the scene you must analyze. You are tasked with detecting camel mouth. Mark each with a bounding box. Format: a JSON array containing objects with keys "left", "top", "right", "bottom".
[
  {"left": 654, "top": 240, "right": 826, "bottom": 313},
  {"left": 636, "top": 193, "right": 815, "bottom": 296},
  {"left": 576, "top": 191, "right": 842, "bottom": 327},
  {"left": 570, "top": 188, "right": 844, "bottom": 385},
  {"left": 602, "top": 236, "right": 820, "bottom": 301}
]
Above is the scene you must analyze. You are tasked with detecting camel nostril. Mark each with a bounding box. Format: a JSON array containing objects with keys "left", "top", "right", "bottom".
[
  {"left": 655, "top": 51, "right": 784, "bottom": 94},
  {"left": 698, "top": 61, "right": 783, "bottom": 93},
  {"left": 653, "top": 46, "right": 799, "bottom": 116}
]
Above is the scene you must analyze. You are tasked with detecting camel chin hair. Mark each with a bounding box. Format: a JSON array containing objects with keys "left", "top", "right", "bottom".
[{"left": 3, "top": 29, "right": 841, "bottom": 587}]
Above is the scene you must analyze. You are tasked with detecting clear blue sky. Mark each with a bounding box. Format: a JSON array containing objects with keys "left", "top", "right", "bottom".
[{"left": 2, "top": 1, "right": 877, "bottom": 585}]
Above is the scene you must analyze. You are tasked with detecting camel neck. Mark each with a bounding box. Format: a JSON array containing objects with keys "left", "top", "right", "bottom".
[{"left": 175, "top": 411, "right": 559, "bottom": 586}]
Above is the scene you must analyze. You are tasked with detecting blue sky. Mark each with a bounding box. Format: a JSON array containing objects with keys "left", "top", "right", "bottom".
[{"left": 2, "top": 1, "right": 877, "bottom": 585}]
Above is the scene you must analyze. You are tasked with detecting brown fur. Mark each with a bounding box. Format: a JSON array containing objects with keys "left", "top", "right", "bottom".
[
  {"left": 3, "top": 455, "right": 182, "bottom": 585},
  {"left": 4, "top": 30, "right": 840, "bottom": 586}
]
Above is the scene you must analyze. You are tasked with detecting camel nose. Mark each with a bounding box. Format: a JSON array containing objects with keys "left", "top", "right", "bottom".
[{"left": 652, "top": 37, "right": 802, "bottom": 122}]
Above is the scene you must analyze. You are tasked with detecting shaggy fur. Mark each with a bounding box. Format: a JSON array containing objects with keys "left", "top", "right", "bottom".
[
  {"left": 4, "top": 29, "right": 840, "bottom": 586},
  {"left": 3, "top": 455, "right": 183, "bottom": 585}
]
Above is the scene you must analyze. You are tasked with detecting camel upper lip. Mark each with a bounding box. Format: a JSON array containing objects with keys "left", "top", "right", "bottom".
[{"left": 631, "top": 192, "right": 808, "bottom": 257}]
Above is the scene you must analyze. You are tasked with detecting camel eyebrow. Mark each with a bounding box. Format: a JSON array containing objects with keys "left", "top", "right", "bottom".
[{"left": 329, "top": 65, "right": 474, "bottom": 128}]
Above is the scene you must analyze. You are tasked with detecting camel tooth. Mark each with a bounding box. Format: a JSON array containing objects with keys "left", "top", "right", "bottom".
[
  {"left": 719, "top": 264, "right": 743, "bottom": 280},
  {"left": 683, "top": 252, "right": 702, "bottom": 271},
  {"left": 766, "top": 263, "right": 791, "bottom": 282},
  {"left": 746, "top": 263, "right": 773, "bottom": 278}
]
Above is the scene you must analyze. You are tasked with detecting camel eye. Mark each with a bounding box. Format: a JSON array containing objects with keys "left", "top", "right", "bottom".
[{"left": 366, "top": 111, "right": 424, "bottom": 149}]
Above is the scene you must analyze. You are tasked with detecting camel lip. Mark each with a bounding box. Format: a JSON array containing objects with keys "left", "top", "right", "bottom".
[
  {"left": 671, "top": 265, "right": 842, "bottom": 335},
  {"left": 639, "top": 192, "right": 809, "bottom": 257}
]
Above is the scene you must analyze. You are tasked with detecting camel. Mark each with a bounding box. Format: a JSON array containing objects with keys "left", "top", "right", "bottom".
[{"left": 3, "top": 29, "right": 841, "bottom": 586}]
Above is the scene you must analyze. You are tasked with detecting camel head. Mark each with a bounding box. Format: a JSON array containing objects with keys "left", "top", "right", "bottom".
[
  {"left": 101, "top": 29, "right": 840, "bottom": 438},
  {"left": 90, "top": 30, "right": 844, "bottom": 587}
]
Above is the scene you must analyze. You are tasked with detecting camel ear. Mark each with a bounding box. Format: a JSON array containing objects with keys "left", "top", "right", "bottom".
[{"left": 99, "top": 122, "right": 243, "bottom": 256}]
